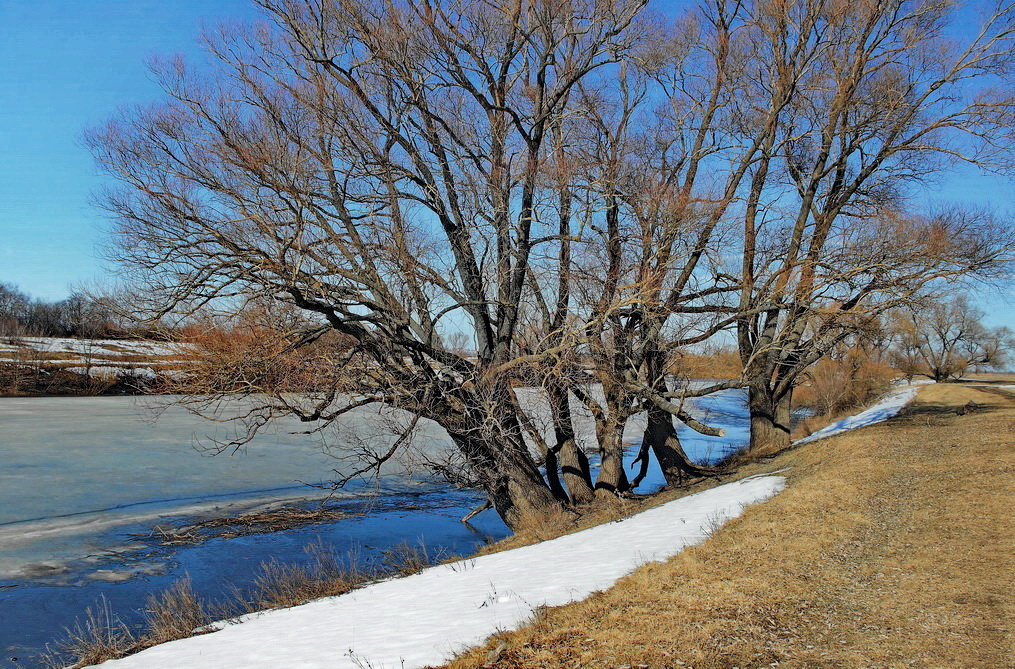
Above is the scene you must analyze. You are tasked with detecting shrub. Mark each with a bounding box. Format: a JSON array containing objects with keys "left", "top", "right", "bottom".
[{"left": 794, "top": 349, "right": 896, "bottom": 416}]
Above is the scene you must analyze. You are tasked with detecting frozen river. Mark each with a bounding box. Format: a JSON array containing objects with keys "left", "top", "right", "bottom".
[
  {"left": 0, "top": 388, "right": 749, "bottom": 666},
  {"left": 0, "top": 395, "right": 464, "bottom": 582}
]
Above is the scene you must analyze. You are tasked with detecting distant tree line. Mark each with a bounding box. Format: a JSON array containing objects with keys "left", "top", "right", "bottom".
[{"left": 0, "top": 283, "right": 123, "bottom": 338}]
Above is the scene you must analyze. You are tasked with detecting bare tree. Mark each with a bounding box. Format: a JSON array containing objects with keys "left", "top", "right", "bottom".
[
  {"left": 89, "top": 0, "right": 658, "bottom": 528},
  {"left": 892, "top": 295, "right": 1014, "bottom": 381},
  {"left": 0, "top": 283, "right": 31, "bottom": 336},
  {"left": 733, "top": 0, "right": 1015, "bottom": 452}
]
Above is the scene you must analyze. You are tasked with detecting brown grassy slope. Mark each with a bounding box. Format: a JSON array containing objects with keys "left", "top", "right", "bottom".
[
  {"left": 960, "top": 372, "right": 1015, "bottom": 384},
  {"left": 444, "top": 384, "right": 1015, "bottom": 668}
]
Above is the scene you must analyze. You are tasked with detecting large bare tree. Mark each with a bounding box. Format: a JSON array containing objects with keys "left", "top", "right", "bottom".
[
  {"left": 732, "top": 0, "right": 1015, "bottom": 452},
  {"left": 90, "top": 0, "right": 1014, "bottom": 528},
  {"left": 90, "top": 0, "right": 673, "bottom": 528}
]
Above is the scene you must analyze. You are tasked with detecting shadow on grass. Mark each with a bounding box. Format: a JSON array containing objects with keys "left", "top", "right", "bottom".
[{"left": 895, "top": 398, "right": 1007, "bottom": 422}]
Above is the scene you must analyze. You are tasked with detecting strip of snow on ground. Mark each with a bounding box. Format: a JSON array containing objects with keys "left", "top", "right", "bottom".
[
  {"left": 794, "top": 382, "right": 925, "bottom": 446},
  {"left": 96, "top": 475, "right": 785, "bottom": 669}
]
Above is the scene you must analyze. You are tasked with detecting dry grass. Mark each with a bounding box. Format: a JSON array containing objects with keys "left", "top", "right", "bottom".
[
  {"left": 142, "top": 577, "right": 212, "bottom": 645},
  {"left": 444, "top": 383, "right": 1014, "bottom": 668},
  {"left": 244, "top": 542, "right": 363, "bottom": 610},
  {"left": 960, "top": 371, "right": 1015, "bottom": 384},
  {"left": 38, "top": 598, "right": 137, "bottom": 669},
  {"left": 39, "top": 580, "right": 214, "bottom": 668},
  {"left": 381, "top": 540, "right": 444, "bottom": 577},
  {"left": 667, "top": 350, "right": 743, "bottom": 380}
]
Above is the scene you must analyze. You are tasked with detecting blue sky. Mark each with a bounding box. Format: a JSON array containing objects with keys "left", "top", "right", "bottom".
[
  {"left": 0, "top": 0, "right": 255, "bottom": 300},
  {"left": 0, "top": 0, "right": 1012, "bottom": 328}
]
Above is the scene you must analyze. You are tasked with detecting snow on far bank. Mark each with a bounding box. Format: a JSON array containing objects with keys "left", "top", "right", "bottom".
[
  {"left": 0, "top": 336, "right": 188, "bottom": 358},
  {"left": 0, "top": 336, "right": 193, "bottom": 379},
  {"left": 96, "top": 475, "right": 785, "bottom": 669},
  {"left": 793, "top": 381, "right": 927, "bottom": 446}
]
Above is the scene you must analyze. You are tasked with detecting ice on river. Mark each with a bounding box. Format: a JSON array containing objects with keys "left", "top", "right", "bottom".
[
  {"left": 0, "top": 386, "right": 751, "bottom": 582},
  {"left": 0, "top": 395, "right": 452, "bottom": 580}
]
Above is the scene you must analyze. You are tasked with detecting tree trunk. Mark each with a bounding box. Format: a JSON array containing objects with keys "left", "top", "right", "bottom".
[
  {"left": 558, "top": 434, "right": 595, "bottom": 504},
  {"left": 448, "top": 427, "right": 561, "bottom": 531},
  {"left": 549, "top": 385, "right": 595, "bottom": 504},
  {"left": 593, "top": 416, "right": 630, "bottom": 497},
  {"left": 748, "top": 381, "right": 793, "bottom": 454},
  {"left": 542, "top": 447, "right": 570, "bottom": 503},
  {"left": 497, "top": 469, "right": 562, "bottom": 529},
  {"left": 642, "top": 404, "right": 718, "bottom": 486},
  {"left": 638, "top": 356, "right": 723, "bottom": 485}
]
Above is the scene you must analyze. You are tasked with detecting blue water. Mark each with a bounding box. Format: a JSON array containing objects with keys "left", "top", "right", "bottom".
[
  {"left": 1, "top": 490, "right": 508, "bottom": 668},
  {"left": 0, "top": 388, "right": 750, "bottom": 667}
]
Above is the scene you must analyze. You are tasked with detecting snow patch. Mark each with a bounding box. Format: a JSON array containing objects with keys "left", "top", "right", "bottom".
[
  {"left": 96, "top": 475, "right": 785, "bottom": 669},
  {"left": 0, "top": 336, "right": 189, "bottom": 358},
  {"left": 794, "top": 382, "right": 924, "bottom": 445}
]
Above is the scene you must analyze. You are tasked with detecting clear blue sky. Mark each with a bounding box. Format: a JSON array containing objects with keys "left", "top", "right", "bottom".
[
  {"left": 0, "top": 0, "right": 1012, "bottom": 328},
  {"left": 0, "top": 0, "right": 255, "bottom": 300}
]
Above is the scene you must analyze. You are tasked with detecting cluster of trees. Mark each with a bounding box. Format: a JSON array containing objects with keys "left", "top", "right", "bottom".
[
  {"left": 90, "top": 0, "right": 1013, "bottom": 528},
  {"left": 0, "top": 283, "right": 121, "bottom": 338}
]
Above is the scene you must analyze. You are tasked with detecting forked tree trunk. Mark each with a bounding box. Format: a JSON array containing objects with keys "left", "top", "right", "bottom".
[
  {"left": 748, "top": 381, "right": 793, "bottom": 454},
  {"left": 636, "top": 354, "right": 719, "bottom": 486},
  {"left": 642, "top": 404, "right": 718, "bottom": 485}
]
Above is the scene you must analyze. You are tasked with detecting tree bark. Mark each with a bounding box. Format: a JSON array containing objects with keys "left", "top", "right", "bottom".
[
  {"left": 593, "top": 416, "right": 630, "bottom": 497},
  {"left": 542, "top": 446, "right": 570, "bottom": 503},
  {"left": 448, "top": 425, "right": 561, "bottom": 530},
  {"left": 548, "top": 384, "right": 595, "bottom": 504},
  {"left": 748, "top": 381, "right": 793, "bottom": 454}
]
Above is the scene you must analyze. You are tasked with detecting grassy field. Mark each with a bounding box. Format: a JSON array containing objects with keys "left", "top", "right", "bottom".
[
  {"left": 445, "top": 383, "right": 1014, "bottom": 668},
  {"left": 959, "top": 372, "right": 1015, "bottom": 384}
]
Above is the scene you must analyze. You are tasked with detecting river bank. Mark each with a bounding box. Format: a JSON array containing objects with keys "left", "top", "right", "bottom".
[
  {"left": 19, "top": 383, "right": 925, "bottom": 665},
  {"left": 448, "top": 381, "right": 1014, "bottom": 668},
  {"left": 2, "top": 379, "right": 927, "bottom": 667}
]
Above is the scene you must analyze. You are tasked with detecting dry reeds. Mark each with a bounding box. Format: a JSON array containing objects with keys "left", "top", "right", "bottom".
[
  {"left": 245, "top": 541, "right": 361, "bottom": 610},
  {"left": 142, "top": 577, "right": 211, "bottom": 644},
  {"left": 40, "top": 538, "right": 444, "bottom": 668},
  {"left": 38, "top": 597, "right": 137, "bottom": 669}
]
